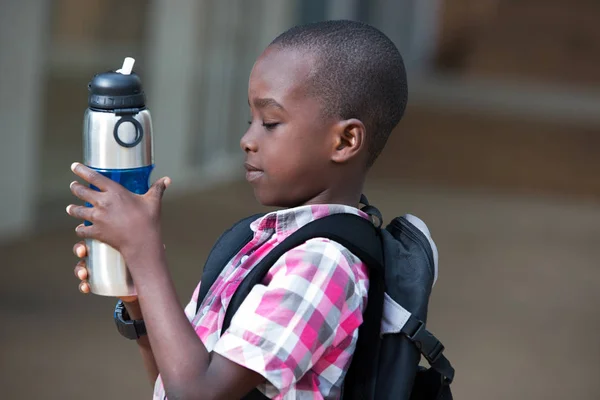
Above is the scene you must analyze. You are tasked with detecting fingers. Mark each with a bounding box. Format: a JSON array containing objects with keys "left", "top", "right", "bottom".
[
  {"left": 73, "top": 241, "right": 87, "bottom": 258},
  {"left": 66, "top": 205, "right": 96, "bottom": 222},
  {"left": 74, "top": 223, "right": 98, "bottom": 240},
  {"left": 148, "top": 176, "right": 172, "bottom": 200},
  {"left": 70, "top": 181, "right": 101, "bottom": 205},
  {"left": 71, "top": 162, "right": 114, "bottom": 192},
  {"left": 74, "top": 260, "right": 88, "bottom": 280},
  {"left": 74, "top": 260, "right": 90, "bottom": 294},
  {"left": 79, "top": 281, "right": 90, "bottom": 294},
  {"left": 120, "top": 296, "right": 138, "bottom": 303}
]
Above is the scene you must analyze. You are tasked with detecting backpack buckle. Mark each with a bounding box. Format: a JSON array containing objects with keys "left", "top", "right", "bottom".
[{"left": 405, "top": 319, "right": 445, "bottom": 364}]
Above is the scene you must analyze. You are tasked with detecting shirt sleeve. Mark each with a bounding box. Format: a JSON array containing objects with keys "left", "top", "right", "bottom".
[
  {"left": 183, "top": 281, "right": 202, "bottom": 322},
  {"left": 212, "top": 238, "right": 368, "bottom": 397}
]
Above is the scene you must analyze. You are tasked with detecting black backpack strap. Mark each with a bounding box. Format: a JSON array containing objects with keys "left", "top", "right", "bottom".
[
  {"left": 360, "top": 194, "right": 383, "bottom": 228},
  {"left": 196, "top": 213, "right": 265, "bottom": 314},
  {"left": 401, "top": 315, "right": 455, "bottom": 384},
  {"left": 219, "top": 214, "right": 385, "bottom": 400}
]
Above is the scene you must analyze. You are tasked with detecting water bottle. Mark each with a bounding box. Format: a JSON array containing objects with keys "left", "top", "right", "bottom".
[{"left": 83, "top": 57, "right": 154, "bottom": 297}]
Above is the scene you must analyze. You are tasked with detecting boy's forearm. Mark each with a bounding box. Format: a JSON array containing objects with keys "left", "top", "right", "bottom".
[
  {"left": 125, "top": 242, "right": 213, "bottom": 398},
  {"left": 124, "top": 301, "right": 159, "bottom": 385},
  {"left": 137, "top": 336, "right": 159, "bottom": 385},
  {"left": 122, "top": 237, "right": 264, "bottom": 399}
]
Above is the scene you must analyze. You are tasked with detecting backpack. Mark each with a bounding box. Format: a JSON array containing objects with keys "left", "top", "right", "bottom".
[{"left": 196, "top": 195, "right": 455, "bottom": 399}]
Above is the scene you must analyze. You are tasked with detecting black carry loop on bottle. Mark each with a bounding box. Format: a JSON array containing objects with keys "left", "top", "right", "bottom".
[{"left": 196, "top": 195, "right": 455, "bottom": 399}]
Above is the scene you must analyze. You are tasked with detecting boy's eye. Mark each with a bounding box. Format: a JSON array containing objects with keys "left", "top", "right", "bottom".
[
  {"left": 262, "top": 122, "right": 279, "bottom": 130},
  {"left": 247, "top": 120, "right": 280, "bottom": 130}
]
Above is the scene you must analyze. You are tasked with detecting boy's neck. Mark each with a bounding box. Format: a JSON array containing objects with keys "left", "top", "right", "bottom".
[
  {"left": 264, "top": 170, "right": 367, "bottom": 210},
  {"left": 297, "top": 187, "right": 364, "bottom": 209}
]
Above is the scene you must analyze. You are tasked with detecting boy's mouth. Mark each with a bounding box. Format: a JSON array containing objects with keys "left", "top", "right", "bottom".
[{"left": 244, "top": 162, "right": 264, "bottom": 182}]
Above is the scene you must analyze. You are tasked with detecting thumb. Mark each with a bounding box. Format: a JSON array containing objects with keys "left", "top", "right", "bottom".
[{"left": 149, "top": 177, "right": 171, "bottom": 200}]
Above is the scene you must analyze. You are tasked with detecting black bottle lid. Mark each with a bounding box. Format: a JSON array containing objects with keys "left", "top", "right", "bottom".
[{"left": 88, "top": 67, "right": 146, "bottom": 110}]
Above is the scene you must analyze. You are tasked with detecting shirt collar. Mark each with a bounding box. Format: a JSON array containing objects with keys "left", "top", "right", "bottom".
[{"left": 250, "top": 204, "right": 370, "bottom": 240}]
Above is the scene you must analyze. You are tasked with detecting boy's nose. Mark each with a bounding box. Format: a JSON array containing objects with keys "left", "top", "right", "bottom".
[{"left": 240, "top": 130, "right": 258, "bottom": 153}]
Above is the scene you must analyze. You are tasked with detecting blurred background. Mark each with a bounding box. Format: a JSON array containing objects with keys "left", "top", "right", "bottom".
[{"left": 1, "top": 0, "right": 599, "bottom": 399}]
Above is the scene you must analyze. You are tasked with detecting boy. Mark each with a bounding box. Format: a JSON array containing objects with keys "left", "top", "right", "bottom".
[{"left": 67, "top": 20, "right": 407, "bottom": 399}]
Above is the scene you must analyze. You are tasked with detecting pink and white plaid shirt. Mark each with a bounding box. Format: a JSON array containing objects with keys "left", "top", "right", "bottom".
[{"left": 153, "top": 204, "right": 370, "bottom": 399}]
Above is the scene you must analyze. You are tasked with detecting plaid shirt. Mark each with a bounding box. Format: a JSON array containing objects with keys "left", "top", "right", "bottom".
[{"left": 153, "top": 205, "right": 370, "bottom": 399}]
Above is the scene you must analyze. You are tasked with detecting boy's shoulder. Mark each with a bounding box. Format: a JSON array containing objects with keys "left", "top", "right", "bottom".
[
  {"left": 255, "top": 204, "right": 371, "bottom": 279},
  {"left": 266, "top": 234, "right": 370, "bottom": 290}
]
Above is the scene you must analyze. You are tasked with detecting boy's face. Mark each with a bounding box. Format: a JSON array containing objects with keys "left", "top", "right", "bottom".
[{"left": 242, "top": 46, "right": 339, "bottom": 207}]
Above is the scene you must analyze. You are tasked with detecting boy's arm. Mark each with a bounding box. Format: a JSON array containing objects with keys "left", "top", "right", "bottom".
[
  {"left": 127, "top": 242, "right": 265, "bottom": 400},
  {"left": 127, "top": 282, "right": 203, "bottom": 387},
  {"left": 67, "top": 164, "right": 263, "bottom": 399},
  {"left": 123, "top": 300, "right": 159, "bottom": 385},
  {"left": 211, "top": 238, "right": 367, "bottom": 398},
  {"left": 129, "top": 237, "right": 365, "bottom": 400}
]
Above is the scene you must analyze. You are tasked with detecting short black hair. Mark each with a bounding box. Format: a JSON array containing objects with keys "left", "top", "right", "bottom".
[{"left": 270, "top": 20, "right": 407, "bottom": 167}]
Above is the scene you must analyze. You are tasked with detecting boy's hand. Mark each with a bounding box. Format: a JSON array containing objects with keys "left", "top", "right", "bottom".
[{"left": 66, "top": 162, "right": 171, "bottom": 265}]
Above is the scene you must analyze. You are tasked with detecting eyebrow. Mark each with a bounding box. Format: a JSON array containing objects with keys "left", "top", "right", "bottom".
[{"left": 248, "top": 97, "right": 285, "bottom": 111}]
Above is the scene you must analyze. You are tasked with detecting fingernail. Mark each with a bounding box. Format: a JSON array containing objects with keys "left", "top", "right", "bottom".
[
  {"left": 66, "top": 205, "right": 72, "bottom": 214},
  {"left": 76, "top": 245, "right": 85, "bottom": 258},
  {"left": 165, "top": 177, "right": 172, "bottom": 187},
  {"left": 71, "top": 162, "right": 79, "bottom": 172},
  {"left": 77, "top": 270, "right": 86, "bottom": 280},
  {"left": 70, "top": 181, "right": 77, "bottom": 188}
]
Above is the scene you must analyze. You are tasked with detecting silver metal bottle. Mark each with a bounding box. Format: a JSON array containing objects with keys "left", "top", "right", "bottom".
[{"left": 82, "top": 58, "right": 154, "bottom": 297}]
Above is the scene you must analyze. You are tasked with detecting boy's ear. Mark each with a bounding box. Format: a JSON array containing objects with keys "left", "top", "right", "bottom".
[{"left": 331, "top": 118, "right": 367, "bottom": 164}]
